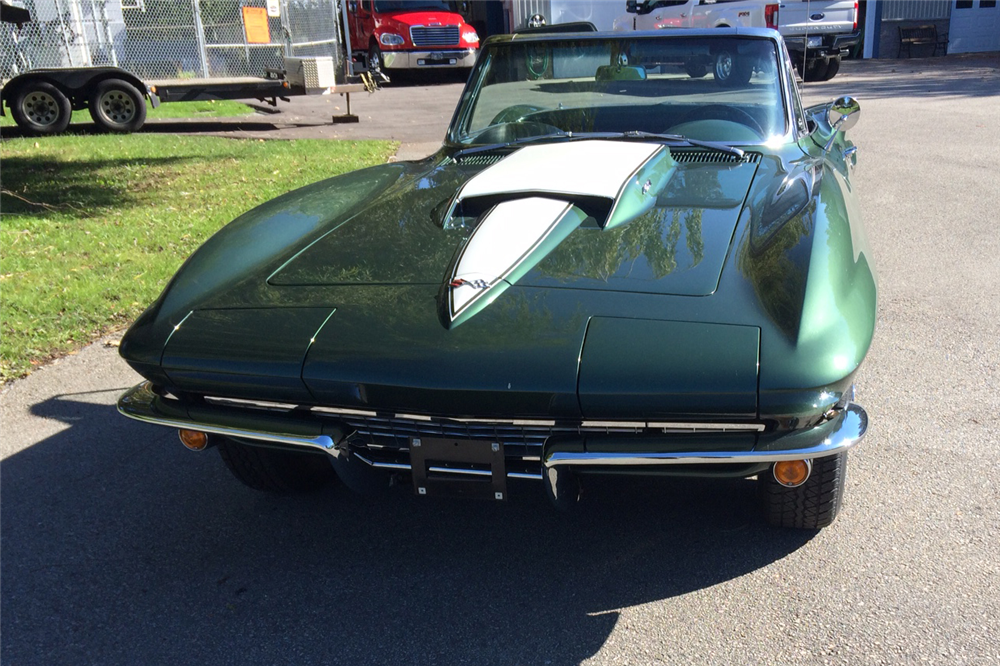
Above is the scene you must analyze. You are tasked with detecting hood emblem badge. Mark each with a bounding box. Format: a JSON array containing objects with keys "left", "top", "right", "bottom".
[{"left": 450, "top": 278, "right": 489, "bottom": 290}]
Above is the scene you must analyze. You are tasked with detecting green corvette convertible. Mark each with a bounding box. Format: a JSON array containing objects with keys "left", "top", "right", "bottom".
[{"left": 118, "top": 28, "right": 875, "bottom": 529}]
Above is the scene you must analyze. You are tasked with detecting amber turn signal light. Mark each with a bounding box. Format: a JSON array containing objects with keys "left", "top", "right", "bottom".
[
  {"left": 178, "top": 429, "right": 209, "bottom": 451},
  {"left": 772, "top": 459, "right": 812, "bottom": 488}
]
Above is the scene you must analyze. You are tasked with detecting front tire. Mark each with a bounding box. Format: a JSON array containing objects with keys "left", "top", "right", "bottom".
[
  {"left": 88, "top": 78, "right": 147, "bottom": 133},
  {"left": 759, "top": 452, "right": 848, "bottom": 529},
  {"left": 11, "top": 81, "right": 71, "bottom": 135},
  {"left": 217, "top": 436, "right": 337, "bottom": 494}
]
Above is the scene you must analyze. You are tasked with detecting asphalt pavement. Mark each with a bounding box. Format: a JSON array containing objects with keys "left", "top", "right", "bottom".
[{"left": 2, "top": 54, "right": 999, "bottom": 665}]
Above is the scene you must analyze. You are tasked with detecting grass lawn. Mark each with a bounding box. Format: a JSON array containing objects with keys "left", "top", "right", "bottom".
[
  {"left": 0, "top": 133, "right": 397, "bottom": 382},
  {"left": 0, "top": 99, "right": 257, "bottom": 128}
]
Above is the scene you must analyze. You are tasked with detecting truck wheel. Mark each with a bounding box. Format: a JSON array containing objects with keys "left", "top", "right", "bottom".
[
  {"left": 88, "top": 78, "right": 146, "bottom": 133},
  {"left": 216, "top": 435, "right": 337, "bottom": 494},
  {"left": 803, "top": 59, "right": 830, "bottom": 82},
  {"left": 11, "top": 81, "right": 71, "bottom": 135},
  {"left": 759, "top": 452, "right": 848, "bottom": 529},
  {"left": 713, "top": 50, "right": 751, "bottom": 87},
  {"left": 820, "top": 56, "right": 841, "bottom": 81},
  {"left": 367, "top": 43, "right": 384, "bottom": 76}
]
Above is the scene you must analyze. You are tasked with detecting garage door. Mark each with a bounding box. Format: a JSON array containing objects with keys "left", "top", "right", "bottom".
[{"left": 948, "top": 0, "right": 1000, "bottom": 53}]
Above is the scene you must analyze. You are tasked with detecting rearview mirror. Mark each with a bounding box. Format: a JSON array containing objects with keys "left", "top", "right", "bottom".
[{"left": 626, "top": 0, "right": 638, "bottom": 13}]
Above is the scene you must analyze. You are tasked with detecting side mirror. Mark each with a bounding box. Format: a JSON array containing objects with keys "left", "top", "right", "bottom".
[
  {"left": 827, "top": 96, "right": 860, "bottom": 132},
  {"left": 626, "top": 0, "right": 638, "bottom": 14},
  {"left": 348, "top": 1, "right": 357, "bottom": 12},
  {"left": 823, "top": 96, "right": 860, "bottom": 151}
]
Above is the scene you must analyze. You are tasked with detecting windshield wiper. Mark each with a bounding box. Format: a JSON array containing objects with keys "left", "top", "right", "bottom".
[
  {"left": 613, "top": 131, "right": 746, "bottom": 158},
  {"left": 453, "top": 130, "right": 744, "bottom": 160},
  {"left": 451, "top": 132, "right": 575, "bottom": 159}
]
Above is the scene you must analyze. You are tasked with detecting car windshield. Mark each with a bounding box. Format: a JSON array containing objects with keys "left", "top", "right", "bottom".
[{"left": 450, "top": 34, "right": 786, "bottom": 147}]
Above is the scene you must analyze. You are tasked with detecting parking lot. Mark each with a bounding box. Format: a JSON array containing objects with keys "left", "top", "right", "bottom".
[{"left": 2, "top": 53, "right": 999, "bottom": 665}]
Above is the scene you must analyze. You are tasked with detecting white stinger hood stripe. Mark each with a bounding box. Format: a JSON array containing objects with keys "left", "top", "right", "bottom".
[
  {"left": 449, "top": 197, "right": 573, "bottom": 318},
  {"left": 454, "top": 140, "right": 663, "bottom": 202},
  {"left": 441, "top": 140, "right": 675, "bottom": 328}
]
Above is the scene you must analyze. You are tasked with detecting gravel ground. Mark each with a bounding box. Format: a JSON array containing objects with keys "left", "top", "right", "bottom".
[{"left": 2, "top": 53, "right": 999, "bottom": 665}]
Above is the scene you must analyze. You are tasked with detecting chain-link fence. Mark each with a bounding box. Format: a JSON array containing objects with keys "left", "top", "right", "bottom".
[{"left": 2, "top": 0, "right": 348, "bottom": 82}]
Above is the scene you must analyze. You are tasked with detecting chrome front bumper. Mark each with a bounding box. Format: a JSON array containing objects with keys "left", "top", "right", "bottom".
[
  {"left": 381, "top": 49, "right": 476, "bottom": 69},
  {"left": 118, "top": 381, "right": 868, "bottom": 476}
]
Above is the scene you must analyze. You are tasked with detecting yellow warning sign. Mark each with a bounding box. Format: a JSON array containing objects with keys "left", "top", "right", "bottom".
[{"left": 242, "top": 7, "right": 270, "bottom": 44}]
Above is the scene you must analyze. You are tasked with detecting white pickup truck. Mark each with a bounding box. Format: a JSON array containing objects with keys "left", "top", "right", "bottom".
[
  {"left": 612, "top": 0, "right": 780, "bottom": 85},
  {"left": 614, "top": 0, "right": 859, "bottom": 81},
  {"left": 614, "top": 0, "right": 779, "bottom": 31},
  {"left": 778, "top": 1, "right": 860, "bottom": 81}
]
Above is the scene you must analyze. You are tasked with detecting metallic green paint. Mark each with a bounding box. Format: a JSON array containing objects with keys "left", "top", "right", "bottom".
[
  {"left": 578, "top": 318, "right": 760, "bottom": 418},
  {"left": 161, "top": 307, "right": 335, "bottom": 403}
]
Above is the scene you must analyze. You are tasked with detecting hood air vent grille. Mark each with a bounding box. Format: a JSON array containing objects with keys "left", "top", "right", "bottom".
[
  {"left": 671, "top": 150, "right": 761, "bottom": 165},
  {"left": 445, "top": 152, "right": 508, "bottom": 167}
]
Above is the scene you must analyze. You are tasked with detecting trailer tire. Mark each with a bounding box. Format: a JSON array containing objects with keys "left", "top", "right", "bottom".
[
  {"left": 88, "top": 78, "right": 146, "bottom": 133},
  {"left": 11, "top": 81, "right": 72, "bottom": 135}
]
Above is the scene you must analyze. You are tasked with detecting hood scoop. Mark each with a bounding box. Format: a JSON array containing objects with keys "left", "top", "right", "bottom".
[{"left": 444, "top": 140, "right": 675, "bottom": 231}]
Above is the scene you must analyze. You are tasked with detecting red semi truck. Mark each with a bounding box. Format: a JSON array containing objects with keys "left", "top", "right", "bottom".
[{"left": 346, "top": 0, "right": 479, "bottom": 75}]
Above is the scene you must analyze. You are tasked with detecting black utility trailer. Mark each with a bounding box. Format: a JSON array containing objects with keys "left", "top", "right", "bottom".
[{"left": 1, "top": 0, "right": 370, "bottom": 135}]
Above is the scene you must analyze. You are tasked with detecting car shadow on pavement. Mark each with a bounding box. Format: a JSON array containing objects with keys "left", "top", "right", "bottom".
[{"left": 2, "top": 393, "right": 815, "bottom": 666}]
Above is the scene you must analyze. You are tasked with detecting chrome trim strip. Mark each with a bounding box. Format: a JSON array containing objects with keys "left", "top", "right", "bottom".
[
  {"left": 429, "top": 466, "right": 491, "bottom": 477},
  {"left": 646, "top": 421, "right": 765, "bottom": 431},
  {"left": 312, "top": 405, "right": 379, "bottom": 418},
  {"left": 581, "top": 420, "right": 647, "bottom": 429},
  {"left": 205, "top": 396, "right": 301, "bottom": 411},
  {"left": 544, "top": 404, "right": 867, "bottom": 468},
  {"left": 118, "top": 382, "right": 336, "bottom": 452},
  {"left": 452, "top": 417, "right": 557, "bottom": 426}
]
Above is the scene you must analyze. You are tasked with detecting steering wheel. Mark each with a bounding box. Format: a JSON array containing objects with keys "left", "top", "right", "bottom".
[{"left": 677, "top": 105, "right": 765, "bottom": 139}]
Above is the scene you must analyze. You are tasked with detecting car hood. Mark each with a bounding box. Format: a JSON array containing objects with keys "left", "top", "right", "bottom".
[{"left": 269, "top": 141, "right": 760, "bottom": 322}]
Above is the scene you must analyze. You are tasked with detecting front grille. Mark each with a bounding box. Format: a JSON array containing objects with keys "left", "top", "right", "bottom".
[
  {"left": 310, "top": 407, "right": 764, "bottom": 447},
  {"left": 410, "top": 25, "right": 460, "bottom": 47},
  {"left": 671, "top": 150, "right": 761, "bottom": 164},
  {"left": 200, "top": 395, "right": 766, "bottom": 478}
]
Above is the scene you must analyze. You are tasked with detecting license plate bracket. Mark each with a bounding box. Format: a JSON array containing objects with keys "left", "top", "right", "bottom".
[{"left": 410, "top": 437, "right": 507, "bottom": 501}]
